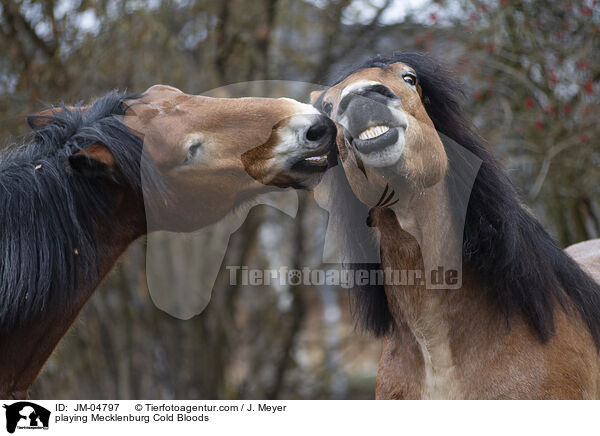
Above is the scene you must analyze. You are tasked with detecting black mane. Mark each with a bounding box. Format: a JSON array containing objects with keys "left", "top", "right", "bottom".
[
  {"left": 0, "top": 91, "right": 165, "bottom": 330},
  {"left": 323, "top": 52, "right": 600, "bottom": 346}
]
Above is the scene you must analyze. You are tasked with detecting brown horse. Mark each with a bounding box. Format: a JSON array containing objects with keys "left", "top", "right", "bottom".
[
  {"left": 0, "top": 84, "right": 335, "bottom": 399},
  {"left": 312, "top": 53, "right": 600, "bottom": 399}
]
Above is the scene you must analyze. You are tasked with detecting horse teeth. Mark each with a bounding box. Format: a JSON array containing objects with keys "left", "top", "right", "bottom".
[
  {"left": 305, "top": 152, "right": 329, "bottom": 163},
  {"left": 358, "top": 125, "right": 390, "bottom": 140}
]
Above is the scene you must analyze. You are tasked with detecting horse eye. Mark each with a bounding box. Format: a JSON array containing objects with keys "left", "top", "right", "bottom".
[
  {"left": 402, "top": 73, "right": 417, "bottom": 87},
  {"left": 184, "top": 142, "right": 202, "bottom": 164},
  {"left": 322, "top": 101, "right": 333, "bottom": 117}
]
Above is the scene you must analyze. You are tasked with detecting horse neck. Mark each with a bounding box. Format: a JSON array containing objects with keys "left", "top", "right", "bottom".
[
  {"left": 0, "top": 187, "right": 146, "bottom": 399},
  {"left": 374, "top": 178, "right": 500, "bottom": 367}
]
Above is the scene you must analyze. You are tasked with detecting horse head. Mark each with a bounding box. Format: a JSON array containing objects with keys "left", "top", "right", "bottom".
[
  {"left": 28, "top": 84, "right": 336, "bottom": 232},
  {"left": 311, "top": 59, "right": 447, "bottom": 210}
]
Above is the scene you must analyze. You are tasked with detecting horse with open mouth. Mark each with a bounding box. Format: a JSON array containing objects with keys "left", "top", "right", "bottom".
[
  {"left": 313, "top": 52, "right": 600, "bottom": 399},
  {"left": 0, "top": 84, "right": 335, "bottom": 399}
]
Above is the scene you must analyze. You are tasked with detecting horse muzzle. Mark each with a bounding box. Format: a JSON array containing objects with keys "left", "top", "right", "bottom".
[
  {"left": 289, "top": 114, "right": 336, "bottom": 174},
  {"left": 337, "top": 83, "right": 408, "bottom": 168},
  {"left": 241, "top": 113, "right": 337, "bottom": 189}
]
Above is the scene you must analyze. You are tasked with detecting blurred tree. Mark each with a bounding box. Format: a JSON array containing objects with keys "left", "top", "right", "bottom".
[{"left": 440, "top": 0, "right": 600, "bottom": 244}]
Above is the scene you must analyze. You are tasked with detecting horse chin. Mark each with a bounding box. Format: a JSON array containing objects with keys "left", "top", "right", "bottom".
[
  {"left": 297, "top": 172, "right": 326, "bottom": 190},
  {"left": 285, "top": 169, "right": 327, "bottom": 190},
  {"left": 257, "top": 165, "right": 327, "bottom": 190},
  {"left": 354, "top": 127, "right": 406, "bottom": 168}
]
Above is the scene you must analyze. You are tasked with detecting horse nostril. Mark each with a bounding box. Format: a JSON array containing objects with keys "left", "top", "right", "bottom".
[
  {"left": 305, "top": 118, "right": 332, "bottom": 142},
  {"left": 368, "top": 84, "right": 398, "bottom": 100}
]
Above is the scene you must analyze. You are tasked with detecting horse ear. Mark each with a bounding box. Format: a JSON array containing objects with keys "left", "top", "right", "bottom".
[
  {"left": 68, "top": 143, "right": 119, "bottom": 181},
  {"left": 310, "top": 90, "right": 324, "bottom": 105},
  {"left": 27, "top": 105, "right": 89, "bottom": 130},
  {"left": 27, "top": 108, "right": 63, "bottom": 130}
]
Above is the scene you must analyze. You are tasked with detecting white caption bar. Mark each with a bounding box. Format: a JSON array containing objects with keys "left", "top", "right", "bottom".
[{"left": 1, "top": 400, "right": 596, "bottom": 436}]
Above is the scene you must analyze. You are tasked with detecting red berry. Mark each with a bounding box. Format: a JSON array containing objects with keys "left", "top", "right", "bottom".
[{"left": 526, "top": 97, "right": 535, "bottom": 108}]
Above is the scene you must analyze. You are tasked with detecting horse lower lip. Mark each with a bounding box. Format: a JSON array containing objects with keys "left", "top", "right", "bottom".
[{"left": 352, "top": 127, "right": 399, "bottom": 154}]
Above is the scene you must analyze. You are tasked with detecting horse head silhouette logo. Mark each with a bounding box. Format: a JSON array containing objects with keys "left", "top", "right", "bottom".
[{"left": 3, "top": 402, "right": 50, "bottom": 433}]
